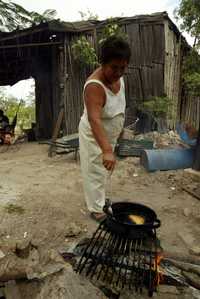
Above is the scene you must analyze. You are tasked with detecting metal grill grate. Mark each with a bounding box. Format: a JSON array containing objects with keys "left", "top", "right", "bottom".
[{"left": 76, "top": 221, "right": 160, "bottom": 297}]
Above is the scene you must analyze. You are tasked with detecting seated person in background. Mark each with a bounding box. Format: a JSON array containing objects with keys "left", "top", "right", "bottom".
[{"left": 0, "top": 109, "right": 10, "bottom": 131}]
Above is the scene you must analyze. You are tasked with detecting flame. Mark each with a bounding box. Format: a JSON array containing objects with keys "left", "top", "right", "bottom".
[{"left": 153, "top": 253, "right": 164, "bottom": 286}]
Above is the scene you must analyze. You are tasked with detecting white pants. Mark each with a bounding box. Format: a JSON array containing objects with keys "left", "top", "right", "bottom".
[{"left": 79, "top": 115, "right": 124, "bottom": 213}]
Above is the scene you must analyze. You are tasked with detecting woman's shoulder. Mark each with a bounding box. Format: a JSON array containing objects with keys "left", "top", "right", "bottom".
[{"left": 84, "top": 71, "right": 106, "bottom": 91}]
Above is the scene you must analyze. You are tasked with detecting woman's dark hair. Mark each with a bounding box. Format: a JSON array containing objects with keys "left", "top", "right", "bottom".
[{"left": 100, "top": 35, "right": 131, "bottom": 64}]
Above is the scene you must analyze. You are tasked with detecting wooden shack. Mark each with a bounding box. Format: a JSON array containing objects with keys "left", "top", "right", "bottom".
[{"left": 0, "top": 12, "right": 199, "bottom": 139}]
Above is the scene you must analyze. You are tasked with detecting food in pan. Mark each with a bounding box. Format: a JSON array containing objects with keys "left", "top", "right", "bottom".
[{"left": 128, "top": 214, "right": 145, "bottom": 224}]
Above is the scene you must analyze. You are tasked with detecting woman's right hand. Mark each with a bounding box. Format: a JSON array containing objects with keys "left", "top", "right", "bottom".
[{"left": 102, "top": 151, "right": 116, "bottom": 172}]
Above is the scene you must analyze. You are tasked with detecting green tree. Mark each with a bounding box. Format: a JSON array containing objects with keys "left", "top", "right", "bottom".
[
  {"left": 138, "top": 96, "right": 173, "bottom": 131},
  {"left": 175, "top": 0, "right": 200, "bottom": 169},
  {"left": 0, "top": 88, "right": 35, "bottom": 131},
  {"left": 0, "top": 0, "right": 57, "bottom": 31},
  {"left": 175, "top": 0, "right": 200, "bottom": 48},
  {"left": 72, "top": 14, "right": 127, "bottom": 67},
  {"left": 72, "top": 36, "right": 98, "bottom": 67},
  {"left": 175, "top": 0, "right": 200, "bottom": 95},
  {"left": 78, "top": 9, "right": 98, "bottom": 21}
]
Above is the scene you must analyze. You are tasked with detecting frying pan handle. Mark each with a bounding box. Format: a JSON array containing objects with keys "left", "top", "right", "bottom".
[
  {"left": 152, "top": 218, "right": 161, "bottom": 229},
  {"left": 141, "top": 218, "right": 161, "bottom": 229},
  {"left": 103, "top": 198, "right": 113, "bottom": 216}
]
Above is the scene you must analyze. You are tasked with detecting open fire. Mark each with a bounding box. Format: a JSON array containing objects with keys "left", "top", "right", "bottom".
[
  {"left": 153, "top": 253, "right": 164, "bottom": 286},
  {"left": 76, "top": 207, "right": 162, "bottom": 298}
]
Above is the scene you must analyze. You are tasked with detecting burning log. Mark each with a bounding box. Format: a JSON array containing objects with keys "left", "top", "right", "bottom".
[
  {"left": 158, "top": 254, "right": 200, "bottom": 291},
  {"left": 163, "top": 258, "right": 200, "bottom": 276}
]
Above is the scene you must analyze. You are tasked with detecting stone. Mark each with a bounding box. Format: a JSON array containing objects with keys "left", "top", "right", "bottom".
[
  {"left": 183, "top": 208, "right": 191, "bottom": 217},
  {"left": 65, "top": 223, "right": 82, "bottom": 237},
  {"left": 118, "top": 179, "right": 126, "bottom": 185},
  {"left": 178, "top": 231, "right": 195, "bottom": 248},
  {"left": 184, "top": 168, "right": 200, "bottom": 179},
  {"left": 158, "top": 285, "right": 179, "bottom": 295},
  {"left": 4, "top": 281, "right": 22, "bottom": 299},
  {"left": 189, "top": 246, "right": 200, "bottom": 256},
  {"left": 18, "top": 265, "right": 106, "bottom": 299},
  {"left": 191, "top": 287, "right": 200, "bottom": 299},
  {"left": 27, "top": 262, "right": 66, "bottom": 280},
  {"left": 0, "top": 250, "right": 5, "bottom": 259},
  {"left": 15, "top": 240, "right": 35, "bottom": 258}
]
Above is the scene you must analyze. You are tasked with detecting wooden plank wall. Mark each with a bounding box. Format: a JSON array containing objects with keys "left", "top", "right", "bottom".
[
  {"left": 164, "top": 20, "right": 182, "bottom": 129},
  {"left": 62, "top": 22, "right": 166, "bottom": 134},
  {"left": 42, "top": 19, "right": 199, "bottom": 136},
  {"left": 180, "top": 95, "right": 200, "bottom": 129},
  {"left": 63, "top": 34, "right": 90, "bottom": 135},
  {"left": 124, "top": 22, "right": 165, "bottom": 126},
  {"left": 164, "top": 21, "right": 199, "bottom": 130}
]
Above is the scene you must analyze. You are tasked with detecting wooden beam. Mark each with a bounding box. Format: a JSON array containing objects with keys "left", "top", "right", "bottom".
[
  {"left": 0, "top": 41, "right": 62, "bottom": 50},
  {"left": 182, "top": 186, "right": 200, "bottom": 201},
  {"left": 0, "top": 27, "right": 47, "bottom": 42}
]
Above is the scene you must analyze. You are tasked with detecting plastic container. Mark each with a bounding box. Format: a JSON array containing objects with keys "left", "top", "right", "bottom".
[{"left": 141, "top": 148, "right": 195, "bottom": 172}]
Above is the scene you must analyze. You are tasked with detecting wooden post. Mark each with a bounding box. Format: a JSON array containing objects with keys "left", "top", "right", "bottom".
[
  {"left": 193, "top": 122, "right": 200, "bottom": 170},
  {"left": 48, "top": 106, "right": 64, "bottom": 157},
  {"left": 48, "top": 36, "right": 69, "bottom": 157},
  {"left": 63, "top": 36, "right": 68, "bottom": 134}
]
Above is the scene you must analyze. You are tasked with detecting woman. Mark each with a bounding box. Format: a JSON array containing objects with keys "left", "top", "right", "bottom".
[{"left": 79, "top": 36, "right": 131, "bottom": 221}]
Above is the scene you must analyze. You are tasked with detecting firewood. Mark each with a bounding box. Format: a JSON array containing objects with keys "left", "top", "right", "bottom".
[
  {"left": 163, "top": 258, "right": 200, "bottom": 276},
  {"left": 164, "top": 251, "right": 200, "bottom": 266},
  {"left": 182, "top": 271, "right": 200, "bottom": 290}
]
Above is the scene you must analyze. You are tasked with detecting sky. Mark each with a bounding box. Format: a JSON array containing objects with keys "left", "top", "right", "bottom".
[
  {"left": 14, "top": 0, "right": 178, "bottom": 22},
  {"left": 3, "top": 0, "right": 193, "bottom": 100}
]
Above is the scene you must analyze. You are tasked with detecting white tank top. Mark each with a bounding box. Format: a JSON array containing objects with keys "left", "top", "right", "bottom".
[
  {"left": 81, "top": 77, "right": 126, "bottom": 120},
  {"left": 80, "top": 77, "right": 125, "bottom": 144}
]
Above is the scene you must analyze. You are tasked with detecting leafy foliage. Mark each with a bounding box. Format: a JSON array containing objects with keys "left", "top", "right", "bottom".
[
  {"left": 72, "top": 36, "right": 98, "bottom": 67},
  {"left": 182, "top": 48, "right": 200, "bottom": 95},
  {"left": 0, "top": 0, "right": 57, "bottom": 31},
  {"left": 175, "top": 0, "right": 200, "bottom": 47},
  {"left": 184, "top": 71, "right": 200, "bottom": 95},
  {"left": 99, "top": 18, "right": 127, "bottom": 44},
  {"left": 0, "top": 87, "right": 35, "bottom": 131},
  {"left": 72, "top": 14, "right": 127, "bottom": 67},
  {"left": 176, "top": 1, "right": 200, "bottom": 96},
  {"left": 138, "top": 96, "right": 173, "bottom": 119},
  {"left": 78, "top": 9, "right": 98, "bottom": 21},
  {"left": 183, "top": 48, "right": 200, "bottom": 73}
]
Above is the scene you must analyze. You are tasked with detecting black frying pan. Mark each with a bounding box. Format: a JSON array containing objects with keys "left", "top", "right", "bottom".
[{"left": 103, "top": 200, "right": 161, "bottom": 237}]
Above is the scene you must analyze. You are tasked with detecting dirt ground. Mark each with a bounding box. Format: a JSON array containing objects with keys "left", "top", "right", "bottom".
[{"left": 0, "top": 142, "right": 200, "bottom": 298}]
